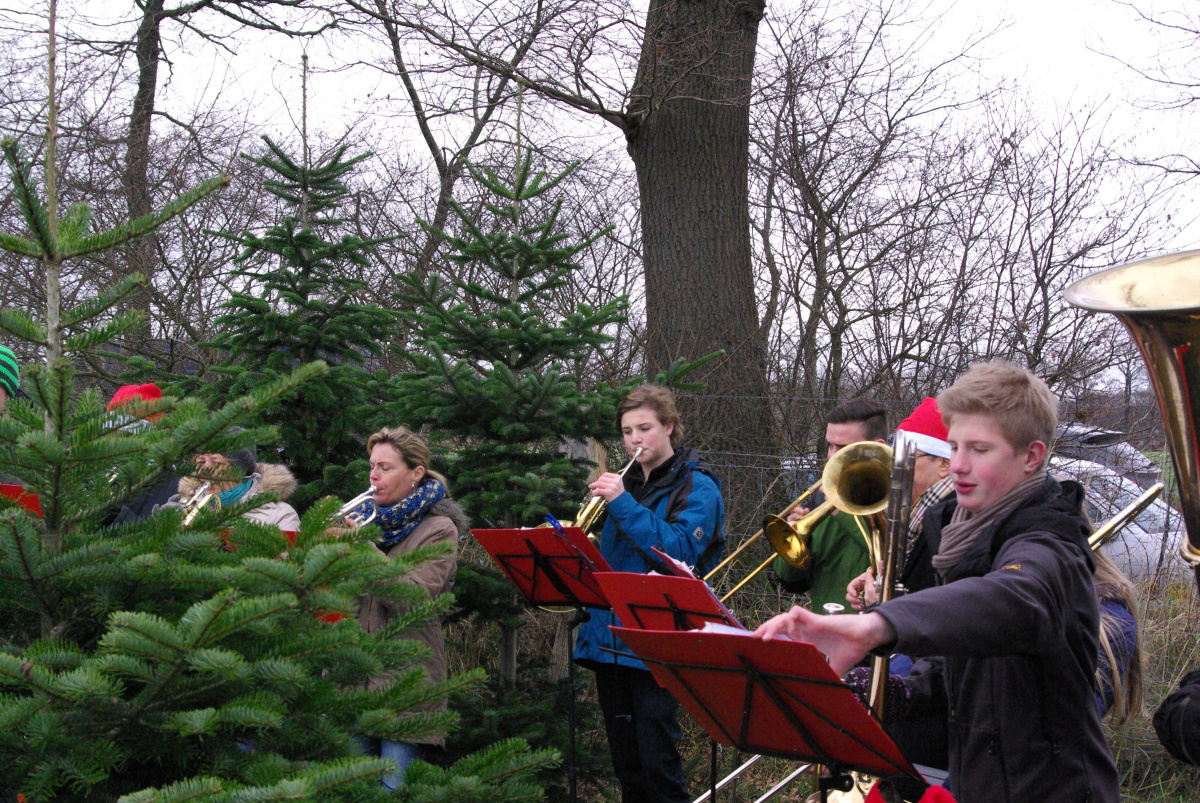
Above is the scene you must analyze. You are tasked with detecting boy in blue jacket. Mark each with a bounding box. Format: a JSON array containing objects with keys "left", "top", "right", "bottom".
[{"left": 574, "top": 384, "right": 724, "bottom": 803}]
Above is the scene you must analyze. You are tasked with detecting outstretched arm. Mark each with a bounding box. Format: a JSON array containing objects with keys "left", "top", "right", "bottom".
[{"left": 752, "top": 606, "right": 896, "bottom": 676}]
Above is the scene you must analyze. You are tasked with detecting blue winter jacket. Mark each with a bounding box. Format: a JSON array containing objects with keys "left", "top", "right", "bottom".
[{"left": 574, "top": 447, "right": 724, "bottom": 671}]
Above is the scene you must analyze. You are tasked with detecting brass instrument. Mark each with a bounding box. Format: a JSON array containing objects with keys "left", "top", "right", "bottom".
[
  {"left": 867, "top": 437, "right": 916, "bottom": 720},
  {"left": 702, "top": 477, "right": 821, "bottom": 583},
  {"left": 1089, "top": 483, "right": 1165, "bottom": 551},
  {"left": 565, "top": 447, "right": 643, "bottom": 539},
  {"left": 720, "top": 442, "right": 893, "bottom": 604},
  {"left": 1065, "top": 251, "right": 1200, "bottom": 591},
  {"left": 180, "top": 480, "right": 220, "bottom": 527},
  {"left": 338, "top": 486, "right": 378, "bottom": 528},
  {"left": 537, "top": 448, "right": 642, "bottom": 614}
]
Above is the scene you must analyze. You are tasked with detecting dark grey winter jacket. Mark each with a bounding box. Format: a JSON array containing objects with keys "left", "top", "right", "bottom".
[{"left": 876, "top": 477, "right": 1120, "bottom": 803}]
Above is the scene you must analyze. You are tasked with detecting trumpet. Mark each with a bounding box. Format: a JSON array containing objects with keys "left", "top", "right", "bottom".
[
  {"left": 568, "top": 447, "right": 644, "bottom": 537},
  {"left": 338, "top": 486, "right": 379, "bottom": 528},
  {"left": 181, "top": 480, "right": 221, "bottom": 527}
]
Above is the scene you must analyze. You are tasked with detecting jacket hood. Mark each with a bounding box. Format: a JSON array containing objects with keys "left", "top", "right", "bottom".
[
  {"left": 428, "top": 497, "right": 471, "bottom": 539},
  {"left": 177, "top": 462, "right": 298, "bottom": 501}
]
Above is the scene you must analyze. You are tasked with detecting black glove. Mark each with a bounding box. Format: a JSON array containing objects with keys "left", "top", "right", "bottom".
[{"left": 1153, "top": 669, "right": 1200, "bottom": 765}]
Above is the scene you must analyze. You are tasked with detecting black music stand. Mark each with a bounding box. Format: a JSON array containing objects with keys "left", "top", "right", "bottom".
[
  {"left": 472, "top": 519, "right": 612, "bottom": 803},
  {"left": 613, "top": 626, "right": 923, "bottom": 802}
]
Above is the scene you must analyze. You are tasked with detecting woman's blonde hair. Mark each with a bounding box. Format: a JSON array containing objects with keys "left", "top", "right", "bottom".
[
  {"left": 1092, "top": 548, "right": 1145, "bottom": 725},
  {"left": 366, "top": 426, "right": 449, "bottom": 487}
]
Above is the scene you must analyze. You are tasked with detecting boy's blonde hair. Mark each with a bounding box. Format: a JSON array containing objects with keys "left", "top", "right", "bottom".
[{"left": 937, "top": 361, "right": 1058, "bottom": 452}]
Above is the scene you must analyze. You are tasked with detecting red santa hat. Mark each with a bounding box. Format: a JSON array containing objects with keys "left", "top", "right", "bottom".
[
  {"left": 107, "top": 383, "right": 165, "bottom": 422},
  {"left": 895, "top": 397, "right": 951, "bottom": 459}
]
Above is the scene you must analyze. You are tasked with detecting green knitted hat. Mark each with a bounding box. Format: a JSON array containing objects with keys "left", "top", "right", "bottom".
[{"left": 0, "top": 346, "right": 18, "bottom": 399}]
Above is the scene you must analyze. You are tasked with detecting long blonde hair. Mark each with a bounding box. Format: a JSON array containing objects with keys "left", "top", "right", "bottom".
[
  {"left": 1093, "top": 548, "right": 1145, "bottom": 724},
  {"left": 366, "top": 426, "right": 449, "bottom": 489}
]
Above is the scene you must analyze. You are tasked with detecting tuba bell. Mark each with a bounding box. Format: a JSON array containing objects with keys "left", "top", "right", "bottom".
[{"left": 1065, "top": 250, "right": 1200, "bottom": 591}]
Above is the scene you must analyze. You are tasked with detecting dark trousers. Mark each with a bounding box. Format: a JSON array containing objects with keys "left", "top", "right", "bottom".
[{"left": 594, "top": 664, "right": 690, "bottom": 803}]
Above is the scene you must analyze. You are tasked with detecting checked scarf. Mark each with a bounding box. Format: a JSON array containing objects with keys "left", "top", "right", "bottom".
[{"left": 353, "top": 476, "right": 447, "bottom": 548}]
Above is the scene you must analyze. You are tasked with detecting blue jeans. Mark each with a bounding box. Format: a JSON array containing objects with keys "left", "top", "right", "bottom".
[{"left": 361, "top": 736, "right": 423, "bottom": 789}]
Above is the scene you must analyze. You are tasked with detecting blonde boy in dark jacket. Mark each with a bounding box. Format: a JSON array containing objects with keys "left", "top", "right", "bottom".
[{"left": 753, "top": 361, "right": 1119, "bottom": 803}]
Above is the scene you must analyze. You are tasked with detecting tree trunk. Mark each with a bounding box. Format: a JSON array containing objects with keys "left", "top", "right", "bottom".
[
  {"left": 626, "top": 0, "right": 769, "bottom": 457},
  {"left": 124, "top": 0, "right": 164, "bottom": 332}
]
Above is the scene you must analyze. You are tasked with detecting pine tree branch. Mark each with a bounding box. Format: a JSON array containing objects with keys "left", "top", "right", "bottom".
[
  {"left": 62, "top": 175, "right": 229, "bottom": 258},
  {"left": 1, "top": 137, "right": 55, "bottom": 257}
]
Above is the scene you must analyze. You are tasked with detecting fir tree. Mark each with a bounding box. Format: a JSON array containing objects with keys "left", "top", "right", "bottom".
[
  {"left": 387, "top": 151, "right": 628, "bottom": 527},
  {"left": 170, "top": 135, "right": 399, "bottom": 511},
  {"left": 0, "top": 9, "right": 555, "bottom": 800},
  {"left": 388, "top": 150, "right": 715, "bottom": 799}
]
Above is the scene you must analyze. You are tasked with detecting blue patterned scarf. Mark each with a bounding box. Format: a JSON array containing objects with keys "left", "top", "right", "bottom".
[{"left": 352, "top": 477, "right": 447, "bottom": 547}]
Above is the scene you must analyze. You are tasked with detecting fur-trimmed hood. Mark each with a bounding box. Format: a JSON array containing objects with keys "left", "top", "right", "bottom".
[
  {"left": 428, "top": 497, "right": 471, "bottom": 539},
  {"left": 177, "top": 462, "right": 298, "bottom": 501}
]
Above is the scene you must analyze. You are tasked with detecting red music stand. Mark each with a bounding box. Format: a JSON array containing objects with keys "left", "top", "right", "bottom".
[
  {"left": 1, "top": 484, "right": 41, "bottom": 517},
  {"left": 472, "top": 522, "right": 614, "bottom": 803},
  {"left": 596, "top": 573, "right": 743, "bottom": 634},
  {"left": 472, "top": 525, "right": 612, "bottom": 610},
  {"left": 614, "top": 626, "right": 922, "bottom": 801}
]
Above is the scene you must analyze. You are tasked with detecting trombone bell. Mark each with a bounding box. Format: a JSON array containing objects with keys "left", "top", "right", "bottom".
[{"left": 763, "top": 514, "right": 811, "bottom": 569}]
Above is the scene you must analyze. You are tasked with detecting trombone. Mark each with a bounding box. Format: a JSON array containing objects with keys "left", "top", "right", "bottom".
[
  {"left": 701, "top": 476, "right": 821, "bottom": 583},
  {"left": 718, "top": 442, "right": 893, "bottom": 604},
  {"left": 1089, "top": 482, "right": 1165, "bottom": 551}
]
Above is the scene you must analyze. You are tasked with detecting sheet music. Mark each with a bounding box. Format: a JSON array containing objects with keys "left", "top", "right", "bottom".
[
  {"left": 650, "top": 546, "right": 698, "bottom": 578},
  {"left": 699, "top": 621, "right": 751, "bottom": 635}
]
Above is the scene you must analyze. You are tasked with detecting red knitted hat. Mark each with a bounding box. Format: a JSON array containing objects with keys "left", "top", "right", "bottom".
[
  {"left": 107, "top": 383, "right": 165, "bottom": 422},
  {"left": 895, "top": 396, "right": 951, "bottom": 458}
]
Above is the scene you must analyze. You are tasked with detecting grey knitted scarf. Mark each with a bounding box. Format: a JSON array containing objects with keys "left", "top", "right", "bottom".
[{"left": 931, "top": 468, "right": 1047, "bottom": 575}]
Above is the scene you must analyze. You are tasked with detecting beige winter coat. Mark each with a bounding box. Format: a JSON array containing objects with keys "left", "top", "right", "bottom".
[
  {"left": 358, "top": 497, "right": 466, "bottom": 746},
  {"left": 170, "top": 463, "right": 302, "bottom": 531}
]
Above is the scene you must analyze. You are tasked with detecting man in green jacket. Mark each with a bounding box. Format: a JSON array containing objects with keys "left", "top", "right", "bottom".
[{"left": 774, "top": 398, "right": 887, "bottom": 614}]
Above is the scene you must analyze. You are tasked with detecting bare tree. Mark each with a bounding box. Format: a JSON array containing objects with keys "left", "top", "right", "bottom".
[{"left": 339, "top": 0, "right": 773, "bottom": 453}]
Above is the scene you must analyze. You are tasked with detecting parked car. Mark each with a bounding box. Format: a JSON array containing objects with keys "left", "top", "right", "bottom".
[
  {"left": 1054, "top": 423, "right": 1162, "bottom": 489},
  {"left": 1050, "top": 456, "right": 1183, "bottom": 580}
]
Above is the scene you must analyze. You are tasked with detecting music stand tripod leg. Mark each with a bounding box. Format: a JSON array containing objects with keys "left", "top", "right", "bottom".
[
  {"left": 817, "top": 765, "right": 855, "bottom": 802},
  {"left": 566, "top": 606, "right": 590, "bottom": 803},
  {"left": 710, "top": 739, "right": 718, "bottom": 803}
]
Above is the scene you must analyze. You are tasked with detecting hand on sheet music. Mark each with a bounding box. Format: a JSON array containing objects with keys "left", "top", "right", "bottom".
[
  {"left": 752, "top": 606, "right": 896, "bottom": 676},
  {"left": 589, "top": 472, "right": 626, "bottom": 502}
]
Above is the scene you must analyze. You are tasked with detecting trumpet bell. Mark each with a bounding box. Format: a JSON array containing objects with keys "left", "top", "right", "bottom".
[{"left": 763, "top": 513, "right": 810, "bottom": 569}]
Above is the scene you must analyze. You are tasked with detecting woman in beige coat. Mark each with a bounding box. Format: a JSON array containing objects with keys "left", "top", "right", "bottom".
[{"left": 346, "top": 426, "right": 465, "bottom": 789}]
